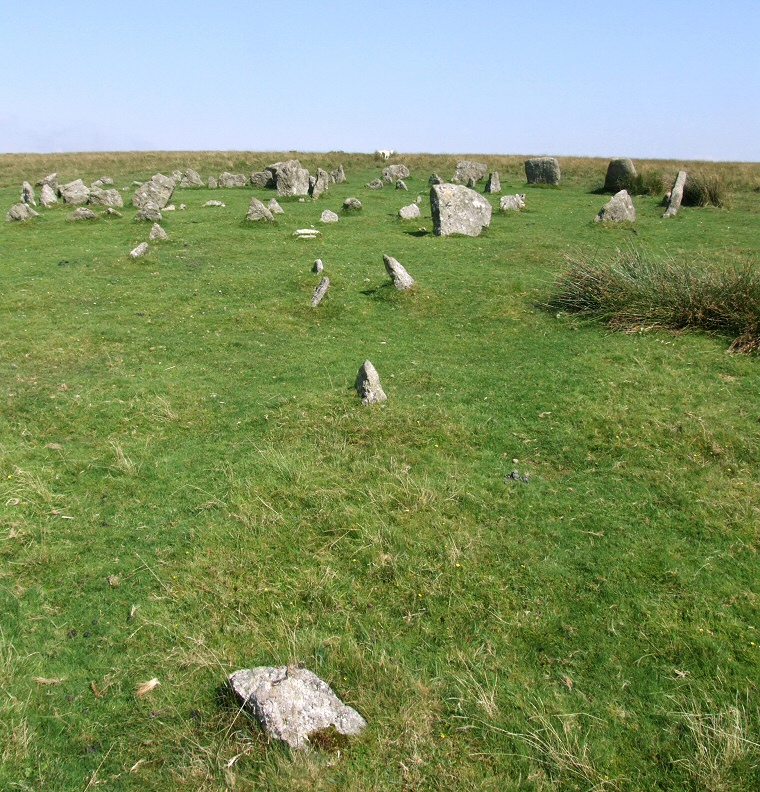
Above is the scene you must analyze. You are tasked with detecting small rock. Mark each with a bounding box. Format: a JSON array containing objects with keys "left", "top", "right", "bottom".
[
  {"left": 398, "top": 204, "right": 421, "bottom": 220},
  {"left": 179, "top": 204, "right": 186, "bottom": 210},
  {"left": 499, "top": 194, "right": 526, "bottom": 211},
  {"left": 595, "top": 189, "right": 636, "bottom": 223},
  {"left": 428, "top": 173, "right": 444, "bottom": 185},
  {"left": 171, "top": 170, "right": 183, "bottom": 182},
  {"left": 313, "top": 259, "right": 324, "bottom": 273},
  {"left": 5, "top": 202, "right": 39, "bottom": 222},
  {"left": 130, "top": 242, "right": 149, "bottom": 259},
  {"left": 311, "top": 276, "right": 330, "bottom": 306},
  {"left": 135, "top": 201, "right": 162, "bottom": 222},
  {"left": 330, "top": 164, "right": 346, "bottom": 184},
  {"left": 268, "top": 198, "right": 284, "bottom": 214},
  {"left": 484, "top": 172, "right": 501, "bottom": 193},
  {"left": 343, "top": 197, "right": 362, "bottom": 211},
  {"left": 382, "top": 164, "right": 410, "bottom": 183},
  {"left": 21, "top": 181, "right": 36, "bottom": 205},
  {"left": 395, "top": 179, "right": 408, "bottom": 191},
  {"left": 383, "top": 254, "right": 414, "bottom": 290},
  {"left": 416, "top": 195, "right": 422, "bottom": 205},
  {"left": 40, "top": 183, "right": 58, "bottom": 207},
  {"left": 102, "top": 208, "right": 122, "bottom": 217},
  {"left": 66, "top": 207, "right": 97, "bottom": 221},
  {"left": 293, "top": 228, "right": 322, "bottom": 239},
  {"left": 208, "top": 176, "right": 218, "bottom": 189},
  {"left": 204, "top": 200, "right": 225, "bottom": 207},
  {"left": 246, "top": 197, "right": 274, "bottom": 222},
  {"left": 149, "top": 223, "right": 168, "bottom": 240},
  {"left": 356, "top": 360, "right": 387, "bottom": 404},
  {"left": 365, "top": 178, "right": 383, "bottom": 189},
  {"left": 320, "top": 209, "right": 339, "bottom": 223}
]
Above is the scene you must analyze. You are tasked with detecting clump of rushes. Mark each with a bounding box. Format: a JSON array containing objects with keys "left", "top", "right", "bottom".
[
  {"left": 548, "top": 247, "right": 760, "bottom": 353},
  {"left": 683, "top": 172, "right": 727, "bottom": 206},
  {"left": 620, "top": 169, "right": 664, "bottom": 196}
]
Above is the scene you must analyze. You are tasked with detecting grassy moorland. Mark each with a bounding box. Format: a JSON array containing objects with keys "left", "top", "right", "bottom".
[{"left": 1, "top": 152, "right": 759, "bottom": 791}]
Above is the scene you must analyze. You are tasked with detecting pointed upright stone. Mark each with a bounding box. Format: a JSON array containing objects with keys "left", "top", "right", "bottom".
[
  {"left": 484, "top": 172, "right": 501, "bottom": 193},
  {"left": 21, "top": 181, "right": 36, "bottom": 205},
  {"left": 383, "top": 254, "right": 414, "bottom": 290},
  {"left": 246, "top": 196, "right": 275, "bottom": 222},
  {"left": 355, "top": 360, "right": 387, "bottom": 404}
]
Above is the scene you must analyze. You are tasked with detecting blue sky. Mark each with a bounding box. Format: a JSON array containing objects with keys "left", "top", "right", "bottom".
[{"left": 1, "top": 1, "right": 758, "bottom": 160}]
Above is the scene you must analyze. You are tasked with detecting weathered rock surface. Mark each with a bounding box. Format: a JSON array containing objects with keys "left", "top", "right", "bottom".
[
  {"left": 310, "top": 168, "right": 330, "bottom": 199},
  {"left": 383, "top": 254, "right": 414, "bottom": 290},
  {"left": 356, "top": 360, "right": 387, "bottom": 404},
  {"left": 429, "top": 173, "right": 444, "bottom": 185},
  {"left": 524, "top": 157, "right": 561, "bottom": 185},
  {"left": 382, "top": 164, "right": 410, "bottom": 183},
  {"left": 135, "top": 201, "right": 162, "bottom": 222},
  {"left": 172, "top": 170, "right": 183, "bottom": 182},
  {"left": 88, "top": 188, "right": 124, "bottom": 207},
  {"left": 40, "top": 184, "right": 58, "bottom": 207},
  {"left": 395, "top": 179, "right": 408, "bottom": 191},
  {"left": 208, "top": 176, "right": 218, "bottom": 189},
  {"left": 37, "top": 173, "right": 58, "bottom": 192},
  {"left": 91, "top": 177, "right": 114, "bottom": 188},
  {"left": 246, "top": 197, "right": 274, "bottom": 222},
  {"left": 595, "top": 189, "right": 636, "bottom": 223},
  {"left": 60, "top": 179, "right": 90, "bottom": 205},
  {"left": 130, "top": 242, "right": 149, "bottom": 259},
  {"left": 228, "top": 666, "right": 366, "bottom": 750},
  {"left": 399, "top": 203, "right": 421, "bottom": 220},
  {"left": 250, "top": 170, "right": 274, "bottom": 188},
  {"left": 343, "top": 197, "right": 362, "bottom": 211},
  {"left": 330, "top": 164, "right": 346, "bottom": 184},
  {"left": 452, "top": 161, "right": 487, "bottom": 185},
  {"left": 311, "top": 277, "right": 330, "bottom": 306},
  {"left": 366, "top": 178, "right": 383, "bottom": 189},
  {"left": 67, "top": 207, "right": 97, "bottom": 221},
  {"left": 219, "top": 172, "right": 247, "bottom": 188},
  {"left": 663, "top": 171, "right": 688, "bottom": 218},
  {"left": 485, "top": 172, "right": 501, "bottom": 193},
  {"left": 604, "top": 158, "right": 636, "bottom": 192},
  {"left": 5, "top": 202, "right": 39, "bottom": 222},
  {"left": 21, "top": 181, "right": 36, "bottom": 205},
  {"left": 149, "top": 223, "right": 168, "bottom": 240},
  {"left": 499, "top": 194, "right": 526, "bottom": 211},
  {"left": 102, "top": 208, "right": 122, "bottom": 217},
  {"left": 268, "top": 198, "right": 284, "bottom": 214},
  {"left": 430, "top": 184, "right": 492, "bottom": 237},
  {"left": 313, "top": 258, "right": 324, "bottom": 273},
  {"left": 293, "top": 228, "right": 321, "bottom": 239},
  {"left": 132, "top": 174, "right": 175, "bottom": 209},
  {"left": 267, "top": 160, "right": 311, "bottom": 197},
  {"left": 179, "top": 169, "right": 204, "bottom": 188},
  {"left": 204, "top": 200, "right": 225, "bottom": 207},
  {"left": 320, "top": 209, "right": 339, "bottom": 223}
]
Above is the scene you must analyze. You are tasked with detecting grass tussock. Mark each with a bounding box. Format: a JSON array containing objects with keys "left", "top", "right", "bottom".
[
  {"left": 548, "top": 248, "right": 760, "bottom": 353},
  {"left": 683, "top": 172, "right": 728, "bottom": 207},
  {"left": 620, "top": 169, "right": 665, "bottom": 196}
]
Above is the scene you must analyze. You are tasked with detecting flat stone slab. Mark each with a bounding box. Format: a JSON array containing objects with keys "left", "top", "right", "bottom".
[{"left": 229, "top": 666, "right": 366, "bottom": 750}]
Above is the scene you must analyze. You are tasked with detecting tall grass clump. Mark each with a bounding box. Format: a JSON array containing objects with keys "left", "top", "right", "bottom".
[
  {"left": 683, "top": 172, "right": 727, "bottom": 206},
  {"left": 548, "top": 248, "right": 760, "bottom": 353},
  {"left": 620, "top": 169, "right": 665, "bottom": 196}
]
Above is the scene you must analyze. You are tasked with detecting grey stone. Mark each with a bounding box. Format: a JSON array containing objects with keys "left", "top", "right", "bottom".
[
  {"left": 179, "top": 169, "right": 204, "bottom": 188},
  {"left": 382, "top": 164, "right": 410, "bottom": 183},
  {"left": 395, "top": 179, "right": 408, "bottom": 191},
  {"left": 149, "top": 223, "right": 168, "bottom": 240},
  {"left": 430, "top": 184, "right": 492, "bottom": 237},
  {"left": 604, "top": 158, "right": 636, "bottom": 192},
  {"left": 399, "top": 204, "right": 421, "bottom": 220},
  {"left": 293, "top": 228, "right": 321, "bottom": 239},
  {"left": 88, "top": 188, "right": 124, "bottom": 207},
  {"left": 320, "top": 209, "right": 339, "bottom": 223},
  {"left": 330, "top": 164, "right": 346, "bottom": 184},
  {"left": 452, "top": 161, "right": 487, "bottom": 185},
  {"left": 485, "top": 172, "right": 501, "bottom": 193},
  {"left": 131, "top": 180, "right": 143, "bottom": 186},
  {"left": 60, "top": 179, "right": 90, "bottom": 205},
  {"left": 356, "top": 360, "right": 387, "bottom": 404},
  {"left": 40, "top": 184, "right": 58, "bottom": 207},
  {"left": 313, "top": 258, "right": 324, "bottom": 273},
  {"left": 310, "top": 168, "right": 330, "bottom": 199},
  {"left": 246, "top": 197, "right": 275, "bottom": 222},
  {"left": 219, "top": 172, "right": 247, "bottom": 188},
  {"left": 428, "top": 173, "right": 444, "bottom": 185},
  {"left": 208, "top": 176, "right": 218, "bottom": 189},
  {"left": 171, "top": 170, "right": 183, "bottom": 182},
  {"left": 664, "top": 171, "right": 688, "bottom": 218},
  {"left": 66, "top": 207, "right": 97, "bottom": 221},
  {"left": 130, "top": 242, "right": 149, "bottom": 259},
  {"left": 37, "top": 173, "right": 58, "bottom": 192},
  {"left": 267, "top": 159, "right": 311, "bottom": 197},
  {"left": 163, "top": 204, "right": 176, "bottom": 211},
  {"left": 91, "top": 176, "right": 114, "bottom": 188},
  {"left": 21, "top": 181, "right": 36, "bottom": 205},
  {"left": 135, "top": 201, "right": 162, "bottom": 222},
  {"left": 524, "top": 157, "right": 561, "bottom": 185},
  {"left": 5, "top": 202, "right": 39, "bottom": 222},
  {"left": 499, "top": 194, "right": 526, "bottom": 211},
  {"left": 132, "top": 174, "right": 175, "bottom": 209},
  {"left": 311, "top": 276, "right": 330, "bottom": 307},
  {"left": 268, "top": 198, "right": 284, "bottom": 214},
  {"left": 366, "top": 178, "right": 383, "bottom": 189},
  {"left": 343, "top": 197, "right": 362, "bottom": 211},
  {"left": 251, "top": 170, "right": 274, "bottom": 188},
  {"left": 204, "top": 200, "right": 225, "bottom": 207},
  {"left": 416, "top": 195, "right": 422, "bottom": 204},
  {"left": 383, "top": 254, "right": 414, "bottom": 290},
  {"left": 595, "top": 189, "right": 636, "bottom": 223},
  {"left": 229, "top": 666, "right": 366, "bottom": 750},
  {"left": 101, "top": 208, "right": 122, "bottom": 217}
]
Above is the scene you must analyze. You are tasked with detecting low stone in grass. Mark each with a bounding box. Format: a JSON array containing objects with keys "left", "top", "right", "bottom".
[
  {"left": 40, "top": 184, "right": 58, "bottom": 207},
  {"left": 396, "top": 179, "right": 408, "bottom": 191},
  {"left": 251, "top": 170, "right": 274, "bottom": 188},
  {"left": 399, "top": 204, "right": 421, "bottom": 220},
  {"left": 91, "top": 177, "right": 114, "bottom": 188},
  {"left": 356, "top": 360, "right": 387, "bottom": 404},
  {"left": 5, "top": 202, "right": 39, "bottom": 222},
  {"left": 102, "top": 208, "right": 122, "bottom": 217},
  {"left": 135, "top": 201, "right": 162, "bottom": 222},
  {"left": 452, "top": 160, "right": 487, "bottom": 185},
  {"left": 664, "top": 171, "right": 687, "bottom": 218},
  {"left": 268, "top": 198, "right": 284, "bottom": 214},
  {"left": 320, "top": 209, "right": 339, "bottom": 223},
  {"left": 293, "top": 228, "right": 322, "bottom": 239},
  {"left": 88, "top": 188, "right": 124, "bottom": 207},
  {"left": 67, "top": 207, "right": 97, "bottom": 221},
  {"left": 383, "top": 254, "right": 414, "bottom": 290},
  {"left": 343, "top": 197, "right": 362, "bottom": 211},
  {"left": 130, "top": 242, "right": 149, "bottom": 259},
  {"left": 499, "top": 194, "right": 526, "bottom": 211},
  {"left": 205, "top": 200, "right": 225, "bottom": 207},
  {"left": 60, "top": 179, "right": 90, "bottom": 205},
  {"left": 218, "top": 172, "right": 247, "bottom": 188},
  {"left": 311, "top": 276, "right": 330, "bottom": 306},
  {"left": 228, "top": 666, "right": 366, "bottom": 750},
  {"left": 366, "top": 178, "right": 383, "bottom": 189},
  {"left": 208, "top": 176, "right": 218, "bottom": 189},
  {"left": 484, "top": 172, "right": 501, "bottom": 193},
  {"left": 313, "top": 258, "right": 324, "bottom": 273},
  {"left": 21, "top": 181, "right": 36, "bottom": 205},
  {"left": 179, "top": 169, "right": 204, "bottom": 188},
  {"left": 524, "top": 157, "right": 561, "bottom": 185},
  {"left": 604, "top": 158, "right": 636, "bottom": 192},
  {"left": 382, "top": 164, "right": 410, "bottom": 183},
  {"left": 430, "top": 183, "right": 492, "bottom": 237},
  {"left": 246, "top": 197, "right": 274, "bottom": 222},
  {"left": 595, "top": 189, "right": 635, "bottom": 223},
  {"left": 149, "top": 223, "right": 167, "bottom": 240}
]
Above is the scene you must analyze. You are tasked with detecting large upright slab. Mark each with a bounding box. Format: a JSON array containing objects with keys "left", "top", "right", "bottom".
[
  {"left": 430, "top": 184, "right": 492, "bottom": 237},
  {"left": 266, "top": 159, "right": 310, "bottom": 197},
  {"left": 524, "top": 157, "right": 561, "bottom": 185}
]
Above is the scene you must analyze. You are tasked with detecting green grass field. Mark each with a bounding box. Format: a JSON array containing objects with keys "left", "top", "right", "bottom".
[{"left": 1, "top": 152, "right": 759, "bottom": 791}]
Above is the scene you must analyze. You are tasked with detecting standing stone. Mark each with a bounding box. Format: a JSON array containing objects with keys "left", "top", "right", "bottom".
[
  {"left": 382, "top": 164, "right": 410, "bottom": 183},
  {"left": 228, "top": 666, "right": 366, "bottom": 750},
  {"left": 149, "top": 223, "right": 168, "bottom": 240},
  {"left": 395, "top": 179, "right": 408, "bottom": 191},
  {"left": 604, "top": 158, "right": 636, "bottom": 192},
  {"left": 40, "top": 183, "right": 58, "bottom": 207},
  {"left": 343, "top": 197, "right": 362, "bottom": 211},
  {"left": 310, "top": 168, "right": 330, "bottom": 199},
  {"left": 251, "top": 171, "right": 274, "bottom": 188},
  {"left": 366, "top": 178, "right": 383, "bottom": 189},
  {"left": 320, "top": 209, "right": 339, "bottom": 223},
  {"left": 313, "top": 259, "right": 323, "bottom": 273},
  {"left": 430, "top": 184, "right": 492, "bottom": 237},
  {"left": 499, "top": 194, "right": 526, "bottom": 211},
  {"left": 355, "top": 360, "right": 387, "bottom": 404},
  {"left": 383, "top": 254, "right": 414, "bottom": 290},
  {"left": 130, "top": 242, "right": 149, "bottom": 259},
  {"left": 524, "top": 157, "right": 561, "bottom": 185},
  {"left": 595, "top": 190, "right": 636, "bottom": 223},
  {"left": 66, "top": 207, "right": 97, "bottom": 221},
  {"left": 484, "top": 172, "right": 501, "bottom": 193},
  {"left": 5, "top": 203, "right": 39, "bottom": 222},
  {"left": 132, "top": 174, "right": 175, "bottom": 209},
  {"left": 179, "top": 169, "right": 204, "bottom": 187},
  {"left": 246, "top": 197, "right": 275, "bottom": 222},
  {"left": 208, "top": 176, "right": 218, "bottom": 189},
  {"left": 330, "top": 164, "right": 346, "bottom": 184},
  {"left": 663, "top": 171, "right": 688, "bottom": 218},
  {"left": 135, "top": 201, "right": 162, "bottom": 222},
  {"left": 88, "top": 188, "right": 124, "bottom": 207},
  {"left": 429, "top": 173, "right": 444, "bottom": 185},
  {"left": 219, "top": 172, "right": 247, "bottom": 188},
  {"left": 60, "top": 179, "right": 90, "bottom": 205},
  {"left": 452, "top": 161, "right": 488, "bottom": 185},
  {"left": 398, "top": 204, "right": 421, "bottom": 220},
  {"left": 37, "top": 173, "right": 58, "bottom": 192},
  {"left": 266, "top": 159, "right": 311, "bottom": 197},
  {"left": 21, "top": 181, "right": 36, "bottom": 205},
  {"left": 268, "top": 198, "right": 284, "bottom": 214},
  {"left": 171, "top": 170, "right": 183, "bottom": 182},
  {"left": 311, "top": 277, "right": 330, "bottom": 306}
]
